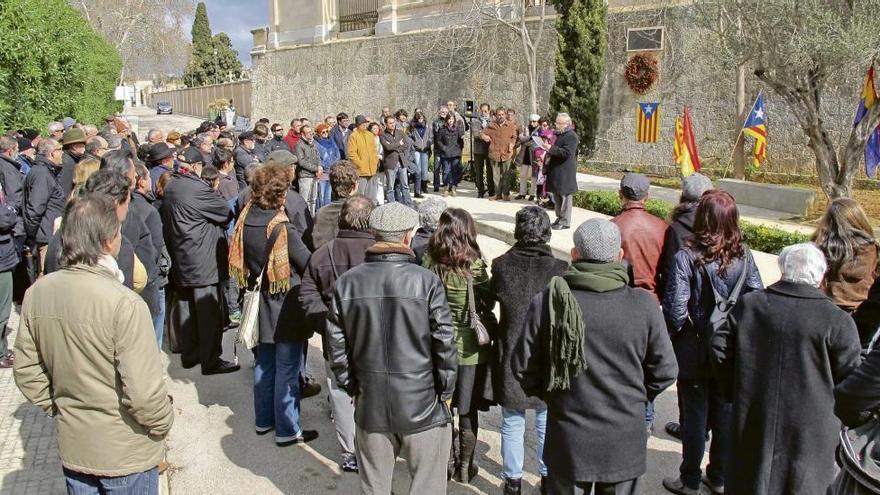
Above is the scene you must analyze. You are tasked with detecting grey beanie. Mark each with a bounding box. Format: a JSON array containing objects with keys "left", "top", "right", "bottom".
[
  {"left": 370, "top": 202, "right": 419, "bottom": 237},
  {"left": 572, "top": 218, "right": 621, "bottom": 263},
  {"left": 681, "top": 173, "right": 713, "bottom": 202},
  {"left": 418, "top": 197, "right": 447, "bottom": 231}
]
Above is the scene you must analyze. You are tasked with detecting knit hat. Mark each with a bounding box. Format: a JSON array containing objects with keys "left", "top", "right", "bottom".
[
  {"left": 681, "top": 173, "right": 713, "bottom": 202},
  {"left": 620, "top": 173, "right": 650, "bottom": 201},
  {"left": 418, "top": 197, "right": 447, "bottom": 231},
  {"left": 62, "top": 117, "right": 76, "bottom": 131},
  {"left": 370, "top": 202, "right": 419, "bottom": 238},
  {"left": 17, "top": 138, "right": 33, "bottom": 153},
  {"left": 573, "top": 218, "right": 621, "bottom": 263},
  {"left": 266, "top": 150, "right": 297, "bottom": 167}
]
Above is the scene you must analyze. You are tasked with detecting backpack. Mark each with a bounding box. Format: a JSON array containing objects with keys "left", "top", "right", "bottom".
[{"left": 700, "top": 250, "right": 751, "bottom": 340}]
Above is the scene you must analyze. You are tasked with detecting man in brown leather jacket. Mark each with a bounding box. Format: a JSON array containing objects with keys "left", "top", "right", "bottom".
[{"left": 611, "top": 173, "right": 669, "bottom": 301}]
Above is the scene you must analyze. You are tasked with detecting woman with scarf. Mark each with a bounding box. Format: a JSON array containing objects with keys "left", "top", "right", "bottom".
[
  {"left": 409, "top": 110, "right": 434, "bottom": 196},
  {"left": 314, "top": 123, "right": 340, "bottom": 210},
  {"left": 423, "top": 208, "right": 497, "bottom": 484},
  {"left": 229, "top": 163, "right": 316, "bottom": 447},
  {"left": 490, "top": 206, "right": 568, "bottom": 495},
  {"left": 661, "top": 190, "right": 763, "bottom": 495}
]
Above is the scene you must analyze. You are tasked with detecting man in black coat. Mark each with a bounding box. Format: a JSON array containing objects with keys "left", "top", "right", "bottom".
[
  {"left": 161, "top": 148, "right": 237, "bottom": 375},
  {"left": 23, "top": 139, "right": 66, "bottom": 274},
  {"left": 0, "top": 141, "right": 20, "bottom": 368},
  {"left": 712, "top": 243, "right": 861, "bottom": 495},
  {"left": 234, "top": 131, "right": 261, "bottom": 190},
  {"left": 491, "top": 206, "right": 568, "bottom": 493},
  {"left": 541, "top": 113, "right": 579, "bottom": 230},
  {"left": 299, "top": 195, "right": 374, "bottom": 472},
  {"left": 513, "top": 218, "right": 677, "bottom": 494},
  {"left": 59, "top": 127, "right": 87, "bottom": 198},
  {"left": 133, "top": 162, "right": 171, "bottom": 347}
]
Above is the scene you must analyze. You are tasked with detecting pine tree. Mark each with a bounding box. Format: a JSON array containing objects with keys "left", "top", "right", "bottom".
[
  {"left": 549, "top": 0, "right": 607, "bottom": 154},
  {"left": 183, "top": 2, "right": 241, "bottom": 86}
]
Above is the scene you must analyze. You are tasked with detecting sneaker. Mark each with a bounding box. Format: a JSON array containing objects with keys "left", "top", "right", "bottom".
[
  {"left": 255, "top": 425, "right": 274, "bottom": 436},
  {"left": 276, "top": 430, "right": 319, "bottom": 447},
  {"left": 341, "top": 455, "right": 359, "bottom": 473},
  {"left": 228, "top": 310, "right": 241, "bottom": 324},
  {"left": 702, "top": 475, "right": 724, "bottom": 494},
  {"left": 662, "top": 477, "right": 700, "bottom": 495},
  {"left": 301, "top": 380, "right": 322, "bottom": 399}
]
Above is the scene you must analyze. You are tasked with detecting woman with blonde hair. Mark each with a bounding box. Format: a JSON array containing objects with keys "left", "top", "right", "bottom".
[
  {"left": 70, "top": 158, "right": 101, "bottom": 200},
  {"left": 812, "top": 198, "right": 879, "bottom": 312}
]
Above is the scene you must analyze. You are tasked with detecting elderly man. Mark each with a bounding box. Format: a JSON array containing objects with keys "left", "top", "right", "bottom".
[
  {"left": 481, "top": 108, "right": 519, "bottom": 201},
  {"left": 300, "top": 195, "right": 375, "bottom": 473},
  {"left": 234, "top": 131, "right": 261, "bottom": 190},
  {"left": 84, "top": 136, "right": 109, "bottom": 163},
  {"left": 60, "top": 127, "right": 87, "bottom": 197},
  {"left": 14, "top": 194, "right": 173, "bottom": 491},
  {"left": 328, "top": 202, "right": 457, "bottom": 494},
  {"left": 542, "top": 113, "right": 579, "bottom": 230},
  {"left": 23, "top": 139, "right": 65, "bottom": 274},
  {"left": 411, "top": 197, "right": 446, "bottom": 264},
  {"left": 710, "top": 243, "right": 861, "bottom": 495},
  {"left": 612, "top": 173, "right": 669, "bottom": 300},
  {"left": 47, "top": 121, "right": 64, "bottom": 141},
  {"left": 513, "top": 218, "right": 677, "bottom": 494}
]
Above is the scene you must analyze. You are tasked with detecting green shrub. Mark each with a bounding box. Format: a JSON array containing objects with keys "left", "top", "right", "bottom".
[
  {"left": 0, "top": 0, "right": 122, "bottom": 130},
  {"left": 573, "top": 190, "right": 809, "bottom": 255}
]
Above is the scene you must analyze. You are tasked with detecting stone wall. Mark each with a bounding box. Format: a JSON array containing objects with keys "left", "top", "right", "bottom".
[
  {"left": 594, "top": 4, "right": 862, "bottom": 177},
  {"left": 251, "top": 21, "right": 557, "bottom": 125}
]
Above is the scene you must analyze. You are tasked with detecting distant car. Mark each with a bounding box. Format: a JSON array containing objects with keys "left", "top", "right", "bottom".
[{"left": 156, "top": 101, "right": 173, "bottom": 115}]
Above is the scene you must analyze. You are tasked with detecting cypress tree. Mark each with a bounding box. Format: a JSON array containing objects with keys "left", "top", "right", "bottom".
[
  {"left": 183, "top": 2, "right": 242, "bottom": 87},
  {"left": 549, "top": 0, "right": 607, "bottom": 154},
  {"left": 190, "top": 2, "right": 212, "bottom": 47}
]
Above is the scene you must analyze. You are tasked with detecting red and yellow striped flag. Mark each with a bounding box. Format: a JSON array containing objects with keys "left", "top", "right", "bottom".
[{"left": 636, "top": 102, "right": 660, "bottom": 143}]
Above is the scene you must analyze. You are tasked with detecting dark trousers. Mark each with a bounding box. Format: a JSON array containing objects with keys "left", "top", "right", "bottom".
[
  {"left": 0, "top": 271, "right": 11, "bottom": 356},
  {"left": 170, "top": 284, "right": 225, "bottom": 369},
  {"left": 548, "top": 474, "right": 641, "bottom": 495},
  {"left": 472, "top": 153, "right": 494, "bottom": 196},
  {"left": 679, "top": 377, "right": 731, "bottom": 489}
]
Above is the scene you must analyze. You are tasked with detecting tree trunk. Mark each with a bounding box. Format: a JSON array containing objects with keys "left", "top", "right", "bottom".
[{"left": 733, "top": 63, "right": 747, "bottom": 179}]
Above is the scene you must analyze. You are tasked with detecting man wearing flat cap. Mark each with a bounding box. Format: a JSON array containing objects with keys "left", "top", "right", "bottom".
[
  {"left": 234, "top": 131, "right": 261, "bottom": 190},
  {"left": 513, "top": 218, "right": 677, "bottom": 495},
  {"left": 611, "top": 173, "right": 669, "bottom": 301},
  {"left": 327, "top": 201, "right": 457, "bottom": 494}
]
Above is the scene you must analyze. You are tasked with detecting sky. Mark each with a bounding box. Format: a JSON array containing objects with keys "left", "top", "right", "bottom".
[{"left": 200, "top": 0, "right": 269, "bottom": 67}]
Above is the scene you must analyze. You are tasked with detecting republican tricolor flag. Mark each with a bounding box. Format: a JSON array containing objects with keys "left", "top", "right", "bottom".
[{"left": 674, "top": 107, "right": 701, "bottom": 176}]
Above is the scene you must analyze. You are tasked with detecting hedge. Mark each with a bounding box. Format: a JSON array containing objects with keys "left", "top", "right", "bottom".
[
  {"left": 573, "top": 191, "right": 811, "bottom": 255},
  {"left": 0, "top": 0, "right": 122, "bottom": 130}
]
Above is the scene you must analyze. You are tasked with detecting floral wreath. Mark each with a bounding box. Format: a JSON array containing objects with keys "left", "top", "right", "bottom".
[{"left": 624, "top": 54, "right": 659, "bottom": 94}]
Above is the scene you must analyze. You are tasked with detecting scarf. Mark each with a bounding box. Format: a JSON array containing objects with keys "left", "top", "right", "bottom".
[
  {"left": 97, "top": 254, "right": 125, "bottom": 284},
  {"left": 545, "top": 261, "right": 629, "bottom": 392},
  {"left": 229, "top": 201, "right": 291, "bottom": 294}
]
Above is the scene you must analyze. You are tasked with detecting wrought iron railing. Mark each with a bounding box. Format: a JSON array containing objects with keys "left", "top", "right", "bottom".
[{"left": 338, "top": 0, "right": 379, "bottom": 33}]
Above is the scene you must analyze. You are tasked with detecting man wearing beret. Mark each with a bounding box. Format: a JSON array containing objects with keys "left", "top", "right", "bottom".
[{"left": 327, "top": 202, "right": 457, "bottom": 494}]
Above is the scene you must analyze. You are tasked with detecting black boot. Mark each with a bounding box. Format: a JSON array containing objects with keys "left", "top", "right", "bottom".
[
  {"left": 541, "top": 475, "right": 548, "bottom": 495},
  {"left": 455, "top": 430, "right": 479, "bottom": 483},
  {"left": 447, "top": 427, "right": 459, "bottom": 481},
  {"left": 504, "top": 477, "right": 522, "bottom": 495}
]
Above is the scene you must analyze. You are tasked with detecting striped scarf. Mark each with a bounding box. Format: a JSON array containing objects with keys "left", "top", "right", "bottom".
[{"left": 229, "top": 201, "right": 291, "bottom": 294}]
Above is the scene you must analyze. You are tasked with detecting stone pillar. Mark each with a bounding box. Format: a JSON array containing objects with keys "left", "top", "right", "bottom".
[
  {"left": 269, "top": 0, "right": 336, "bottom": 46},
  {"left": 375, "top": 0, "right": 397, "bottom": 36}
]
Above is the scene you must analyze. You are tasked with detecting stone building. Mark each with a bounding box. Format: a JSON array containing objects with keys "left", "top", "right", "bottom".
[{"left": 249, "top": 0, "right": 860, "bottom": 176}]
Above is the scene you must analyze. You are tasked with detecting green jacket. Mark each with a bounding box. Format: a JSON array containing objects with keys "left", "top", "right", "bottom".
[
  {"left": 14, "top": 264, "right": 173, "bottom": 476},
  {"left": 424, "top": 256, "right": 494, "bottom": 365}
]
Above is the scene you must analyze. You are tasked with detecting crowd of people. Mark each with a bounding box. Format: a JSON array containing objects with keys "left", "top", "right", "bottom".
[{"left": 3, "top": 105, "right": 880, "bottom": 495}]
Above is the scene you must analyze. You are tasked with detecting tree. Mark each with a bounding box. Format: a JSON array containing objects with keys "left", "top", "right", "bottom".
[
  {"left": 0, "top": 0, "right": 122, "bottom": 129},
  {"left": 700, "top": 0, "right": 880, "bottom": 199},
  {"left": 72, "top": 0, "right": 194, "bottom": 81},
  {"left": 548, "top": 0, "right": 606, "bottom": 153},
  {"left": 183, "top": 2, "right": 242, "bottom": 87}
]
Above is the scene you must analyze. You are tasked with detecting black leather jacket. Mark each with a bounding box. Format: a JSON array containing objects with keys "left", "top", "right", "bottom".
[{"left": 327, "top": 247, "right": 457, "bottom": 434}]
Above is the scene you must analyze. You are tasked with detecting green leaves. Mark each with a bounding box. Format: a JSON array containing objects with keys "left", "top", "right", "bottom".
[
  {"left": 182, "top": 2, "right": 242, "bottom": 87},
  {"left": 0, "top": 0, "right": 121, "bottom": 130}
]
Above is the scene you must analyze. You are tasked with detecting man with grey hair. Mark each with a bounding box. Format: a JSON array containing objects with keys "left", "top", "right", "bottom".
[
  {"left": 23, "top": 138, "right": 66, "bottom": 274},
  {"left": 47, "top": 122, "right": 64, "bottom": 141},
  {"left": 328, "top": 201, "right": 457, "bottom": 493},
  {"left": 541, "top": 112, "right": 579, "bottom": 230},
  {"left": 84, "top": 136, "right": 109, "bottom": 162},
  {"left": 105, "top": 134, "right": 123, "bottom": 152},
  {"left": 0, "top": 137, "right": 21, "bottom": 368},
  {"left": 83, "top": 124, "right": 98, "bottom": 138},
  {"left": 411, "top": 196, "right": 446, "bottom": 264},
  {"left": 711, "top": 242, "right": 861, "bottom": 495},
  {"left": 513, "top": 218, "right": 677, "bottom": 494}
]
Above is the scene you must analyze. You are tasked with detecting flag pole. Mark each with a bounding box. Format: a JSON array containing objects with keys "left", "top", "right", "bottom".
[{"left": 721, "top": 90, "right": 763, "bottom": 179}]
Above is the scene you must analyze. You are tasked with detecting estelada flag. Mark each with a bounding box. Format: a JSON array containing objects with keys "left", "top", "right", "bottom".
[
  {"left": 742, "top": 92, "right": 767, "bottom": 167},
  {"left": 854, "top": 65, "right": 880, "bottom": 177},
  {"left": 636, "top": 102, "right": 660, "bottom": 143},
  {"left": 674, "top": 107, "right": 701, "bottom": 176}
]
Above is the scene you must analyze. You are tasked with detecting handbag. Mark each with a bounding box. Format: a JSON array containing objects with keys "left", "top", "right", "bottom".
[
  {"left": 466, "top": 274, "right": 493, "bottom": 346},
  {"left": 236, "top": 223, "right": 287, "bottom": 350}
]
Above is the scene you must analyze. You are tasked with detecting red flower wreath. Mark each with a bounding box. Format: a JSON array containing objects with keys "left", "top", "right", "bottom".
[{"left": 624, "top": 54, "right": 659, "bottom": 94}]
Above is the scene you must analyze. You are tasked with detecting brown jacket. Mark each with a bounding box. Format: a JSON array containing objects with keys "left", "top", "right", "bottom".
[
  {"left": 481, "top": 121, "right": 519, "bottom": 162},
  {"left": 825, "top": 242, "right": 880, "bottom": 311},
  {"left": 612, "top": 204, "right": 669, "bottom": 300},
  {"left": 14, "top": 263, "right": 173, "bottom": 476}
]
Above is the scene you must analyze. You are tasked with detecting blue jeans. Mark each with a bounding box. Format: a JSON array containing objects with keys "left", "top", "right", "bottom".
[
  {"left": 254, "top": 341, "right": 304, "bottom": 442},
  {"left": 501, "top": 407, "right": 548, "bottom": 479},
  {"left": 64, "top": 467, "right": 158, "bottom": 495},
  {"left": 316, "top": 180, "right": 332, "bottom": 210},
  {"left": 152, "top": 286, "right": 166, "bottom": 350},
  {"left": 679, "top": 377, "right": 731, "bottom": 489},
  {"left": 646, "top": 400, "right": 655, "bottom": 430},
  {"left": 384, "top": 166, "right": 412, "bottom": 205},
  {"left": 433, "top": 156, "right": 447, "bottom": 191},
  {"left": 441, "top": 157, "right": 462, "bottom": 190},
  {"left": 414, "top": 152, "right": 429, "bottom": 194}
]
